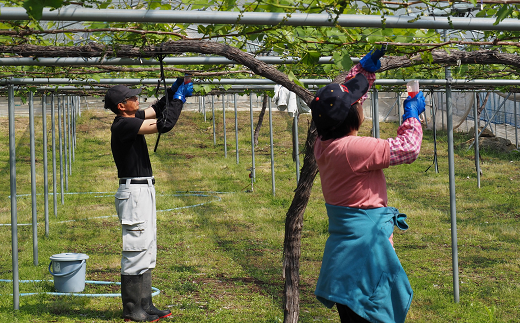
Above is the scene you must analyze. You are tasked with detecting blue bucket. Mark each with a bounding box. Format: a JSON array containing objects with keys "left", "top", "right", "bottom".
[{"left": 48, "top": 253, "right": 89, "bottom": 293}]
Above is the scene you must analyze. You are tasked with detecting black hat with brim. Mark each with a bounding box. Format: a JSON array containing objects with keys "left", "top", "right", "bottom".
[
  {"left": 310, "top": 73, "right": 369, "bottom": 134},
  {"left": 104, "top": 85, "right": 142, "bottom": 111}
]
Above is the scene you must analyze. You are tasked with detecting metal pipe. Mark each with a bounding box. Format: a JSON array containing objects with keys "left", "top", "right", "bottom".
[
  {"left": 64, "top": 96, "right": 69, "bottom": 191},
  {"left": 8, "top": 84, "right": 20, "bottom": 310},
  {"left": 234, "top": 93, "right": 239, "bottom": 164},
  {"left": 212, "top": 95, "right": 216, "bottom": 146},
  {"left": 202, "top": 96, "right": 206, "bottom": 122},
  {"left": 431, "top": 90, "right": 439, "bottom": 173},
  {"left": 515, "top": 95, "right": 518, "bottom": 148},
  {"left": 398, "top": 91, "right": 402, "bottom": 125},
  {"left": 51, "top": 94, "right": 58, "bottom": 217},
  {"left": 445, "top": 66, "right": 460, "bottom": 304},
  {"left": 58, "top": 96, "right": 64, "bottom": 204},
  {"left": 249, "top": 94, "right": 256, "bottom": 189},
  {"left": 68, "top": 96, "right": 72, "bottom": 175},
  {"left": 372, "top": 88, "right": 380, "bottom": 138},
  {"left": 42, "top": 94, "right": 49, "bottom": 237},
  {"left": 29, "top": 92, "right": 39, "bottom": 266},
  {"left": 1, "top": 7, "right": 518, "bottom": 31},
  {"left": 473, "top": 91, "right": 481, "bottom": 188},
  {"left": 4, "top": 78, "right": 520, "bottom": 86},
  {"left": 223, "top": 95, "right": 227, "bottom": 158},
  {"left": 72, "top": 96, "right": 76, "bottom": 162},
  {"left": 269, "top": 99, "right": 275, "bottom": 196}
]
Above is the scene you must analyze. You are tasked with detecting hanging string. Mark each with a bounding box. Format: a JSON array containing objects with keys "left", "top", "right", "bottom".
[{"left": 153, "top": 44, "right": 169, "bottom": 152}]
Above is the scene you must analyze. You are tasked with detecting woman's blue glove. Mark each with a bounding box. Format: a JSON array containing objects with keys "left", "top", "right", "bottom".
[
  {"left": 170, "top": 77, "right": 184, "bottom": 92},
  {"left": 402, "top": 91, "right": 426, "bottom": 123},
  {"left": 173, "top": 82, "right": 194, "bottom": 103},
  {"left": 359, "top": 47, "right": 386, "bottom": 72}
]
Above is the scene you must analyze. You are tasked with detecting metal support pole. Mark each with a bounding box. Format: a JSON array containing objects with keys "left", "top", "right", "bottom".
[
  {"left": 223, "top": 95, "right": 227, "bottom": 158},
  {"left": 446, "top": 66, "right": 460, "bottom": 303},
  {"left": 441, "top": 91, "right": 445, "bottom": 131},
  {"left": 71, "top": 96, "right": 76, "bottom": 162},
  {"left": 51, "top": 94, "right": 58, "bottom": 216},
  {"left": 67, "top": 96, "right": 72, "bottom": 176},
  {"left": 398, "top": 91, "right": 402, "bottom": 126},
  {"left": 249, "top": 94, "right": 256, "bottom": 190},
  {"left": 63, "top": 95, "right": 68, "bottom": 191},
  {"left": 8, "top": 84, "right": 20, "bottom": 310},
  {"left": 372, "top": 88, "right": 380, "bottom": 138},
  {"left": 212, "top": 96, "right": 216, "bottom": 146},
  {"left": 234, "top": 93, "right": 239, "bottom": 164},
  {"left": 473, "top": 92, "right": 481, "bottom": 188},
  {"left": 202, "top": 96, "right": 206, "bottom": 122},
  {"left": 515, "top": 95, "right": 518, "bottom": 148},
  {"left": 431, "top": 91, "right": 439, "bottom": 173},
  {"left": 42, "top": 94, "right": 49, "bottom": 237},
  {"left": 269, "top": 99, "right": 275, "bottom": 196},
  {"left": 29, "top": 92, "right": 39, "bottom": 266},
  {"left": 58, "top": 96, "right": 64, "bottom": 204}
]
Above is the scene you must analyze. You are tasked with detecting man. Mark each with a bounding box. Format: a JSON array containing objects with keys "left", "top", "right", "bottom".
[{"left": 104, "top": 78, "right": 193, "bottom": 322}]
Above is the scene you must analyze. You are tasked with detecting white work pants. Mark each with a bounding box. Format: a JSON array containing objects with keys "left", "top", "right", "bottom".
[{"left": 115, "top": 179, "right": 157, "bottom": 275}]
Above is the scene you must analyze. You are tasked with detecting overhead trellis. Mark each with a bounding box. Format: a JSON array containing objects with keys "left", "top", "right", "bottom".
[{"left": 2, "top": 2, "right": 520, "bottom": 323}]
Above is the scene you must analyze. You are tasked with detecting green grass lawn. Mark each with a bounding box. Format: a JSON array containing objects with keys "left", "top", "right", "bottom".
[{"left": 0, "top": 105, "right": 519, "bottom": 322}]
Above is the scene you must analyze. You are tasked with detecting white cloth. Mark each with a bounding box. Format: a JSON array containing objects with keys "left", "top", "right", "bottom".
[
  {"left": 273, "top": 84, "right": 310, "bottom": 117},
  {"left": 115, "top": 180, "right": 157, "bottom": 275}
]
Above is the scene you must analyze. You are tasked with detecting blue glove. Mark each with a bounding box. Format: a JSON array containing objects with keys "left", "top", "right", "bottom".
[
  {"left": 402, "top": 91, "right": 426, "bottom": 123},
  {"left": 173, "top": 82, "right": 194, "bottom": 103},
  {"left": 359, "top": 47, "right": 387, "bottom": 72},
  {"left": 170, "top": 77, "right": 184, "bottom": 92}
]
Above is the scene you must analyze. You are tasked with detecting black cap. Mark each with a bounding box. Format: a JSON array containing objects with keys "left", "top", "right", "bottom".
[
  {"left": 310, "top": 73, "right": 369, "bottom": 134},
  {"left": 104, "top": 85, "right": 142, "bottom": 111}
]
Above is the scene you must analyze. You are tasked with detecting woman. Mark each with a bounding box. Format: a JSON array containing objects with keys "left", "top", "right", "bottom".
[{"left": 310, "top": 50, "right": 425, "bottom": 323}]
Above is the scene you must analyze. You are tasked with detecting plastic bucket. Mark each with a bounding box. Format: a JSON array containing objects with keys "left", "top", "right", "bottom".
[{"left": 48, "top": 253, "right": 89, "bottom": 293}]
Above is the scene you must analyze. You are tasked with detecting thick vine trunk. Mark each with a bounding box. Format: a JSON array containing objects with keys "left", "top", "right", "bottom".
[
  {"left": 254, "top": 94, "right": 268, "bottom": 146},
  {"left": 283, "top": 121, "right": 319, "bottom": 323}
]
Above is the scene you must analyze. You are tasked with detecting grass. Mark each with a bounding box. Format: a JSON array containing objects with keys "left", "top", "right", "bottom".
[{"left": 0, "top": 104, "right": 519, "bottom": 322}]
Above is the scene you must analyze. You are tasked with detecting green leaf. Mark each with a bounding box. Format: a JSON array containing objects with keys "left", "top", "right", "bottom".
[
  {"left": 287, "top": 70, "right": 305, "bottom": 88},
  {"left": 494, "top": 5, "right": 514, "bottom": 25},
  {"left": 23, "top": 0, "right": 64, "bottom": 20},
  {"left": 90, "top": 75, "right": 101, "bottom": 83},
  {"left": 420, "top": 51, "right": 433, "bottom": 65},
  {"left": 332, "top": 50, "right": 353, "bottom": 71},
  {"left": 300, "top": 51, "right": 320, "bottom": 66}
]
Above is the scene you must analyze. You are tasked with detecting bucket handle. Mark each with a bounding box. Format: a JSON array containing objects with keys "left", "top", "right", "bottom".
[{"left": 48, "top": 260, "right": 86, "bottom": 277}]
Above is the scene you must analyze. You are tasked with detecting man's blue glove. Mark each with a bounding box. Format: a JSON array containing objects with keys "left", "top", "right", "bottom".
[
  {"left": 359, "top": 47, "right": 386, "bottom": 72},
  {"left": 171, "top": 77, "right": 184, "bottom": 92},
  {"left": 173, "top": 82, "right": 194, "bottom": 103},
  {"left": 402, "top": 91, "right": 426, "bottom": 123}
]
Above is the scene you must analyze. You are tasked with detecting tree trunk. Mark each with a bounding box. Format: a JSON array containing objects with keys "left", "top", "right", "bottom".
[
  {"left": 283, "top": 121, "right": 319, "bottom": 323},
  {"left": 477, "top": 91, "right": 491, "bottom": 128},
  {"left": 254, "top": 94, "right": 268, "bottom": 146}
]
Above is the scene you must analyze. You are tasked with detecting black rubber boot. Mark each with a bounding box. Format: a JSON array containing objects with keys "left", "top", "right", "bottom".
[
  {"left": 141, "top": 270, "right": 172, "bottom": 319},
  {"left": 121, "top": 274, "right": 160, "bottom": 322}
]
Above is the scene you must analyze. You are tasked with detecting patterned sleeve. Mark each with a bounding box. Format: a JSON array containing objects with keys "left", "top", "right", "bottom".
[
  {"left": 387, "top": 118, "right": 423, "bottom": 166},
  {"left": 344, "top": 63, "right": 376, "bottom": 103}
]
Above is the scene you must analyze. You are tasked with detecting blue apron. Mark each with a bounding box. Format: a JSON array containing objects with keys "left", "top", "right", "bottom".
[{"left": 315, "top": 204, "right": 413, "bottom": 323}]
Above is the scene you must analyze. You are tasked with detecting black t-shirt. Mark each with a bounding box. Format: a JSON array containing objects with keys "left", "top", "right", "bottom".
[{"left": 110, "top": 110, "right": 153, "bottom": 178}]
